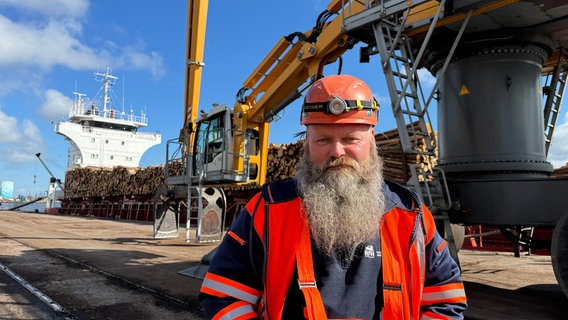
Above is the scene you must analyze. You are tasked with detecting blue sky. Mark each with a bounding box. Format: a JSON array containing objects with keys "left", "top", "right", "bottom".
[{"left": 0, "top": 0, "right": 567, "bottom": 198}]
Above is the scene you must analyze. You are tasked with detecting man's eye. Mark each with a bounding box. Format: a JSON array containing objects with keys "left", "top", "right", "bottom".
[
  {"left": 343, "top": 137, "right": 359, "bottom": 144},
  {"left": 315, "top": 138, "right": 329, "bottom": 145}
]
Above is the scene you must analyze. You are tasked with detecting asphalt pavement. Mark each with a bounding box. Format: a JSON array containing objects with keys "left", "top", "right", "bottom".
[{"left": 0, "top": 210, "right": 566, "bottom": 319}]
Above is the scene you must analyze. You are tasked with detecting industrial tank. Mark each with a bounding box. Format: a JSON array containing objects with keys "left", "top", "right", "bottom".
[{"left": 437, "top": 42, "right": 553, "bottom": 175}]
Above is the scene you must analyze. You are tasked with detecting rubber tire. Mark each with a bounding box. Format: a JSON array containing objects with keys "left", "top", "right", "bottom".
[
  {"left": 435, "top": 221, "right": 465, "bottom": 252},
  {"left": 451, "top": 224, "right": 465, "bottom": 252},
  {"left": 551, "top": 210, "right": 568, "bottom": 300}
]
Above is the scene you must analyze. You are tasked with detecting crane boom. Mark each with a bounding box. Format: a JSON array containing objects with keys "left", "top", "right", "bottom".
[
  {"left": 35, "top": 153, "right": 64, "bottom": 191},
  {"left": 181, "top": 0, "right": 209, "bottom": 141}
]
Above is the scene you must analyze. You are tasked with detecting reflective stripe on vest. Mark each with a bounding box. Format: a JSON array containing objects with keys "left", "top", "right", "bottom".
[
  {"left": 421, "top": 283, "right": 467, "bottom": 305},
  {"left": 201, "top": 273, "right": 262, "bottom": 305},
  {"left": 213, "top": 301, "right": 257, "bottom": 320}
]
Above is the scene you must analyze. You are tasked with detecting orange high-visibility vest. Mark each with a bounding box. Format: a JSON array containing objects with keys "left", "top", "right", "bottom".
[{"left": 246, "top": 187, "right": 438, "bottom": 319}]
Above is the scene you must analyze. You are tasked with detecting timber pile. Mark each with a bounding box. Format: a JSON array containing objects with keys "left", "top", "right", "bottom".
[
  {"left": 63, "top": 123, "right": 437, "bottom": 199},
  {"left": 64, "top": 166, "right": 165, "bottom": 198},
  {"left": 375, "top": 123, "right": 438, "bottom": 184},
  {"left": 552, "top": 163, "right": 568, "bottom": 177},
  {"left": 266, "top": 140, "right": 304, "bottom": 182}
]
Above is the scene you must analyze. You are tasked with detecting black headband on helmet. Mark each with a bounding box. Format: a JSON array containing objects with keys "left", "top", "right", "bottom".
[{"left": 302, "top": 97, "right": 379, "bottom": 115}]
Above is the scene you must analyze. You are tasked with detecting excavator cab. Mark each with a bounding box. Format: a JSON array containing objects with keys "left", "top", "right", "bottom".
[
  {"left": 193, "top": 106, "right": 228, "bottom": 177},
  {"left": 192, "top": 104, "right": 250, "bottom": 184}
]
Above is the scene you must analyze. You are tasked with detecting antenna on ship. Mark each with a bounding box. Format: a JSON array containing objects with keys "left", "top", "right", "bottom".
[
  {"left": 122, "top": 73, "right": 126, "bottom": 116},
  {"left": 93, "top": 67, "right": 117, "bottom": 118}
]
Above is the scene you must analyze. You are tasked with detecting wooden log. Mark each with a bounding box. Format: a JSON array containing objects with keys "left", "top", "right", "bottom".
[{"left": 63, "top": 124, "right": 439, "bottom": 199}]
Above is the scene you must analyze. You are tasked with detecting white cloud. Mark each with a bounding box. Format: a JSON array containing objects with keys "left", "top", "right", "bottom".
[
  {"left": 0, "top": 15, "right": 97, "bottom": 70},
  {"left": 0, "top": 110, "right": 20, "bottom": 142},
  {"left": 418, "top": 68, "right": 437, "bottom": 89},
  {"left": 118, "top": 49, "right": 166, "bottom": 80},
  {"left": 0, "top": 0, "right": 165, "bottom": 97},
  {"left": 22, "top": 119, "right": 42, "bottom": 143},
  {"left": 39, "top": 89, "right": 72, "bottom": 121},
  {"left": 0, "top": 111, "right": 45, "bottom": 167},
  {"left": 548, "top": 112, "right": 568, "bottom": 168},
  {"left": 0, "top": 0, "right": 89, "bottom": 18}
]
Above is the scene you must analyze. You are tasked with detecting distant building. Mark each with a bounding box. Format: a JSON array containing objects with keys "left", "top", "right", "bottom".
[{"left": 1, "top": 181, "right": 14, "bottom": 199}]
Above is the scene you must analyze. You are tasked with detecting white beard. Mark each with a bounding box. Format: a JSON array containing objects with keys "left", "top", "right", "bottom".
[{"left": 296, "top": 145, "right": 385, "bottom": 257}]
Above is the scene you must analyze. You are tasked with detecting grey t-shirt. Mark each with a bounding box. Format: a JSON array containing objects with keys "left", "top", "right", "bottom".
[{"left": 282, "top": 237, "right": 382, "bottom": 319}]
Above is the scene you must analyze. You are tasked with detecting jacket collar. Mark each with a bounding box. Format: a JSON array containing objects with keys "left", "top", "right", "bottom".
[{"left": 383, "top": 179, "right": 420, "bottom": 212}]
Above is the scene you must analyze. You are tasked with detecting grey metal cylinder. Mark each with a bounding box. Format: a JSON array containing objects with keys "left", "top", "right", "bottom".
[{"left": 437, "top": 44, "right": 553, "bottom": 174}]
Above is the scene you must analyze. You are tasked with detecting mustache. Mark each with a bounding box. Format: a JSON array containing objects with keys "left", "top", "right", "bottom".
[{"left": 324, "top": 156, "right": 359, "bottom": 170}]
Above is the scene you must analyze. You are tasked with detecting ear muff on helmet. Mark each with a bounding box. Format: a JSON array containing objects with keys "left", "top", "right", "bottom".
[{"left": 300, "top": 75, "right": 379, "bottom": 125}]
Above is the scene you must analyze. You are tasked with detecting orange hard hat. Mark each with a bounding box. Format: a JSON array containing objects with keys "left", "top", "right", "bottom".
[{"left": 300, "top": 74, "right": 379, "bottom": 125}]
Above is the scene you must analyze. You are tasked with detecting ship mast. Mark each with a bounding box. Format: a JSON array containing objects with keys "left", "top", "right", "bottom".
[{"left": 94, "top": 67, "right": 118, "bottom": 116}]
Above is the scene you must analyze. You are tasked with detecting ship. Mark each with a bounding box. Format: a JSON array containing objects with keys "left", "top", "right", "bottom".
[{"left": 55, "top": 68, "right": 161, "bottom": 169}]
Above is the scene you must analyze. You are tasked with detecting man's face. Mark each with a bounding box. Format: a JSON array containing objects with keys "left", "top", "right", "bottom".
[
  {"left": 297, "top": 123, "right": 384, "bottom": 257},
  {"left": 306, "top": 123, "right": 375, "bottom": 170}
]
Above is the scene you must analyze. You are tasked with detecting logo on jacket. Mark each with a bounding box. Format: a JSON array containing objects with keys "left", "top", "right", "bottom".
[{"left": 364, "top": 245, "right": 375, "bottom": 258}]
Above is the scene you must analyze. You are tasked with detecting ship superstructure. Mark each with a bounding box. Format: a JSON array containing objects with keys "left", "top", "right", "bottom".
[{"left": 56, "top": 68, "right": 161, "bottom": 168}]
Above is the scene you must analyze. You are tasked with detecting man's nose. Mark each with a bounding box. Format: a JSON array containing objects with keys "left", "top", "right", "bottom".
[{"left": 330, "top": 141, "right": 346, "bottom": 158}]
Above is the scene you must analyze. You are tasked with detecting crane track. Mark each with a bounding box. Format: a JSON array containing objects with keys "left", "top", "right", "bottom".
[
  {"left": 0, "top": 232, "right": 205, "bottom": 319},
  {"left": 0, "top": 259, "right": 74, "bottom": 319}
]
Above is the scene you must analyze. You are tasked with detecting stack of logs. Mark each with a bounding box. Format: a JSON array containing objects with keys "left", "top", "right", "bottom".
[
  {"left": 552, "top": 163, "right": 568, "bottom": 177},
  {"left": 375, "top": 123, "right": 438, "bottom": 184},
  {"left": 63, "top": 122, "right": 437, "bottom": 199},
  {"left": 64, "top": 166, "right": 165, "bottom": 199},
  {"left": 265, "top": 140, "right": 303, "bottom": 182}
]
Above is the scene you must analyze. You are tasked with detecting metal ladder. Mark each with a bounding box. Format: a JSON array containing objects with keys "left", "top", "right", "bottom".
[
  {"left": 186, "top": 182, "right": 204, "bottom": 243},
  {"left": 369, "top": 1, "right": 444, "bottom": 210},
  {"left": 186, "top": 150, "right": 207, "bottom": 243},
  {"left": 343, "top": 0, "right": 474, "bottom": 264},
  {"left": 371, "top": 3, "right": 439, "bottom": 158},
  {"left": 543, "top": 52, "right": 568, "bottom": 156}
]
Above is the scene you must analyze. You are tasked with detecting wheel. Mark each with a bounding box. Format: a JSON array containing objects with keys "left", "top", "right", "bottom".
[
  {"left": 551, "top": 210, "right": 568, "bottom": 299},
  {"left": 193, "top": 186, "right": 226, "bottom": 242},
  {"left": 153, "top": 185, "right": 180, "bottom": 239},
  {"left": 451, "top": 224, "right": 465, "bottom": 251},
  {"left": 436, "top": 220, "right": 465, "bottom": 252}
]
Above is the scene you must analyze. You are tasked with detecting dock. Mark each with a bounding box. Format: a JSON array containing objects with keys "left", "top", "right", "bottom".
[{"left": 0, "top": 210, "right": 566, "bottom": 319}]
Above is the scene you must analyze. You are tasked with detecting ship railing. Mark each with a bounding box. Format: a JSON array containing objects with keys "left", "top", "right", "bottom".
[
  {"left": 60, "top": 199, "right": 154, "bottom": 221},
  {"left": 70, "top": 103, "right": 148, "bottom": 125}
]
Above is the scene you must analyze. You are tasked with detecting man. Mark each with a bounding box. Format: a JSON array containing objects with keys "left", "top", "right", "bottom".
[{"left": 199, "top": 74, "right": 467, "bottom": 319}]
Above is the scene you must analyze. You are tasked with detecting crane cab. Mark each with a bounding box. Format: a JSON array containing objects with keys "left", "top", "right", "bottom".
[
  {"left": 192, "top": 104, "right": 251, "bottom": 184},
  {"left": 164, "top": 104, "right": 252, "bottom": 186}
]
